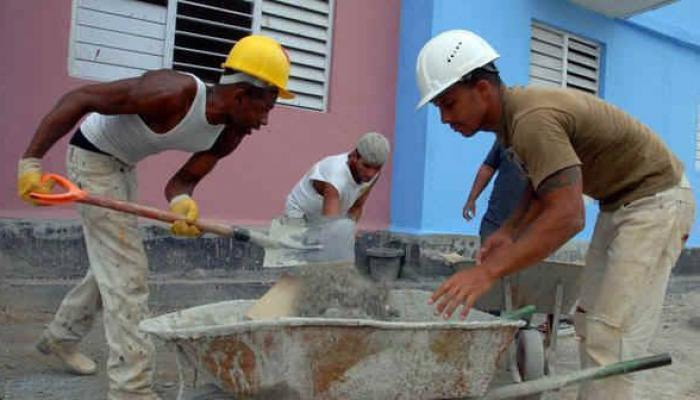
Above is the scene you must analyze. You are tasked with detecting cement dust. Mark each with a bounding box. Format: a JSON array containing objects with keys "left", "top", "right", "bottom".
[{"left": 292, "top": 262, "right": 397, "bottom": 320}]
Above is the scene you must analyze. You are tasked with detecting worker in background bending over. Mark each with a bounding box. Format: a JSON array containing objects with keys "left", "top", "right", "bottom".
[{"left": 264, "top": 132, "right": 390, "bottom": 267}]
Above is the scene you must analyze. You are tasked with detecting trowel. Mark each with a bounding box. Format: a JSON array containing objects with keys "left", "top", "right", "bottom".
[{"left": 29, "top": 173, "right": 320, "bottom": 251}]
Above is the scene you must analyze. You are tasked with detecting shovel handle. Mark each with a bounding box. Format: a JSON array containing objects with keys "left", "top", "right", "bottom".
[
  {"left": 30, "top": 173, "right": 233, "bottom": 236},
  {"left": 30, "top": 174, "right": 87, "bottom": 205},
  {"left": 28, "top": 174, "right": 318, "bottom": 250}
]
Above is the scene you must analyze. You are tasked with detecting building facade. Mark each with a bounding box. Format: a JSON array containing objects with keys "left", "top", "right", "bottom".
[
  {"left": 391, "top": 0, "right": 700, "bottom": 245},
  {"left": 0, "top": 0, "right": 400, "bottom": 229}
]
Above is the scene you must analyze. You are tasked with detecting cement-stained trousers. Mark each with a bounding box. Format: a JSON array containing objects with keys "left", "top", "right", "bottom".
[
  {"left": 575, "top": 176, "right": 695, "bottom": 399},
  {"left": 45, "top": 146, "right": 157, "bottom": 400}
]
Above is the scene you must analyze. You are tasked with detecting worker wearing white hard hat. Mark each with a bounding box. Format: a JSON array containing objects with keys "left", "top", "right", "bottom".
[{"left": 418, "top": 29, "right": 694, "bottom": 399}]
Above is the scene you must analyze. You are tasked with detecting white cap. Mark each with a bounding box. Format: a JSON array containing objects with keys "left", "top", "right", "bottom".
[{"left": 356, "top": 132, "right": 390, "bottom": 166}]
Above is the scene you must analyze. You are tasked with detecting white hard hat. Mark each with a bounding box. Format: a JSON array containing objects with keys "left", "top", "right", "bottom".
[{"left": 415, "top": 30, "right": 499, "bottom": 109}]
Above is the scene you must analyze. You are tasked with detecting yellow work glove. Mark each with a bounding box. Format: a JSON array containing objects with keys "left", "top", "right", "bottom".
[
  {"left": 17, "top": 158, "right": 54, "bottom": 205},
  {"left": 169, "top": 194, "right": 202, "bottom": 237}
]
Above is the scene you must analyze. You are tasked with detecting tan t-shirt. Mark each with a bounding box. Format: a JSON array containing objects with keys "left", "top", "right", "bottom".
[{"left": 496, "top": 86, "right": 682, "bottom": 211}]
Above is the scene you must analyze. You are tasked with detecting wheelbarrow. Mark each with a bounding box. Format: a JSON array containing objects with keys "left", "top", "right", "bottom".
[
  {"left": 139, "top": 289, "right": 671, "bottom": 399},
  {"left": 424, "top": 250, "right": 584, "bottom": 386}
]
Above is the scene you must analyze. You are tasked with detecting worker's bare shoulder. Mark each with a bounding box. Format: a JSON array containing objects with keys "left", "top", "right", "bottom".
[
  {"left": 135, "top": 70, "right": 198, "bottom": 112},
  {"left": 137, "top": 70, "right": 196, "bottom": 97}
]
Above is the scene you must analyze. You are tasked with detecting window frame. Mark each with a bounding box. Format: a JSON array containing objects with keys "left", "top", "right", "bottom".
[
  {"left": 529, "top": 21, "right": 602, "bottom": 96},
  {"left": 68, "top": 0, "right": 335, "bottom": 112}
]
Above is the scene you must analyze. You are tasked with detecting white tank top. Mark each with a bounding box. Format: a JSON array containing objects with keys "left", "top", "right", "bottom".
[
  {"left": 81, "top": 73, "right": 225, "bottom": 165},
  {"left": 285, "top": 153, "right": 374, "bottom": 219}
]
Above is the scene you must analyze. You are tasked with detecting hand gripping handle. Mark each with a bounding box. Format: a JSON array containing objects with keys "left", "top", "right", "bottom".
[{"left": 29, "top": 174, "right": 87, "bottom": 205}]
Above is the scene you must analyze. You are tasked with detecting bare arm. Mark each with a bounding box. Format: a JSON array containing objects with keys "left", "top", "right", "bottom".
[
  {"left": 432, "top": 166, "right": 584, "bottom": 318},
  {"left": 347, "top": 177, "right": 379, "bottom": 222},
  {"left": 164, "top": 127, "right": 245, "bottom": 200},
  {"left": 476, "top": 183, "right": 539, "bottom": 263},
  {"left": 496, "top": 184, "right": 545, "bottom": 238},
  {"left": 312, "top": 180, "right": 342, "bottom": 217},
  {"left": 484, "top": 166, "right": 584, "bottom": 277},
  {"left": 23, "top": 70, "right": 186, "bottom": 158},
  {"left": 466, "top": 164, "right": 496, "bottom": 206},
  {"left": 24, "top": 80, "right": 138, "bottom": 158}
]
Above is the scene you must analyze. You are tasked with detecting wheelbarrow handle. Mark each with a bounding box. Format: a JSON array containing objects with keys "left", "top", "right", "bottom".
[
  {"left": 501, "top": 305, "right": 536, "bottom": 321},
  {"left": 481, "top": 353, "right": 672, "bottom": 399},
  {"left": 30, "top": 173, "right": 234, "bottom": 236}
]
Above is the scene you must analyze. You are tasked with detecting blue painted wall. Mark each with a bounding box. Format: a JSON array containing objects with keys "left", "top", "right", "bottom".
[
  {"left": 391, "top": 0, "right": 700, "bottom": 245},
  {"left": 390, "top": 0, "right": 433, "bottom": 234},
  {"left": 629, "top": 0, "right": 700, "bottom": 50}
]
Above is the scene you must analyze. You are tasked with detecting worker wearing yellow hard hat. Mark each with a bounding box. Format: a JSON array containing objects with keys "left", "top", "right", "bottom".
[{"left": 18, "top": 34, "right": 294, "bottom": 400}]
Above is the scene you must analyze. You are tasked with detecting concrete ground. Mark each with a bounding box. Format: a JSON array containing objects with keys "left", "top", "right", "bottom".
[
  {"left": 537, "top": 275, "right": 700, "bottom": 400},
  {"left": 1, "top": 276, "right": 699, "bottom": 399}
]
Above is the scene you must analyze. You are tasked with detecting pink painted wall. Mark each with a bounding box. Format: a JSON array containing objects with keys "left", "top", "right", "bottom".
[{"left": 0, "top": 0, "right": 400, "bottom": 230}]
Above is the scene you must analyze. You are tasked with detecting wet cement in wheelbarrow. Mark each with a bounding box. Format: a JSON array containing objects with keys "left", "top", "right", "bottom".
[{"left": 285, "top": 262, "right": 489, "bottom": 321}]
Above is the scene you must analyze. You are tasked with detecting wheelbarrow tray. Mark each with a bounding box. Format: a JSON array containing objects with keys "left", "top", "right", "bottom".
[
  {"left": 140, "top": 290, "right": 524, "bottom": 399},
  {"left": 459, "top": 260, "right": 584, "bottom": 314}
]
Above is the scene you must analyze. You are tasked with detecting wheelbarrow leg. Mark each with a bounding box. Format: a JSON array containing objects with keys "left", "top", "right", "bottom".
[
  {"left": 175, "top": 345, "right": 188, "bottom": 400},
  {"left": 503, "top": 277, "right": 522, "bottom": 384},
  {"left": 545, "top": 281, "right": 564, "bottom": 376},
  {"left": 174, "top": 343, "right": 200, "bottom": 400}
]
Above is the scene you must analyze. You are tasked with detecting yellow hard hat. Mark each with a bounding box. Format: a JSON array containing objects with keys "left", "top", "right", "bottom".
[{"left": 221, "top": 35, "right": 294, "bottom": 99}]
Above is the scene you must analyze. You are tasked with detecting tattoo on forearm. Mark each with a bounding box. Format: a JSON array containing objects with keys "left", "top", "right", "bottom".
[
  {"left": 507, "top": 187, "right": 533, "bottom": 232},
  {"left": 536, "top": 166, "right": 581, "bottom": 196},
  {"left": 514, "top": 224, "right": 531, "bottom": 240},
  {"left": 510, "top": 196, "right": 530, "bottom": 230}
]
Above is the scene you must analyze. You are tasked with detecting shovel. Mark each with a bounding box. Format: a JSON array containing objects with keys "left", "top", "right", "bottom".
[{"left": 29, "top": 173, "right": 321, "bottom": 251}]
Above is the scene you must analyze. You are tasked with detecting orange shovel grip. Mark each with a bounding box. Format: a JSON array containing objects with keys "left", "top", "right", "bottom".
[{"left": 29, "top": 173, "right": 87, "bottom": 205}]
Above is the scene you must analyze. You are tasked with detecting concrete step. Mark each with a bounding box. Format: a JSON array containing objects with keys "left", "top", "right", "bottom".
[{"left": 0, "top": 219, "right": 264, "bottom": 281}]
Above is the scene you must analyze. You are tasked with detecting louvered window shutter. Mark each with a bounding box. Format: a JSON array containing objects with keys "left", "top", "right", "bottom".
[{"left": 530, "top": 22, "right": 601, "bottom": 96}]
